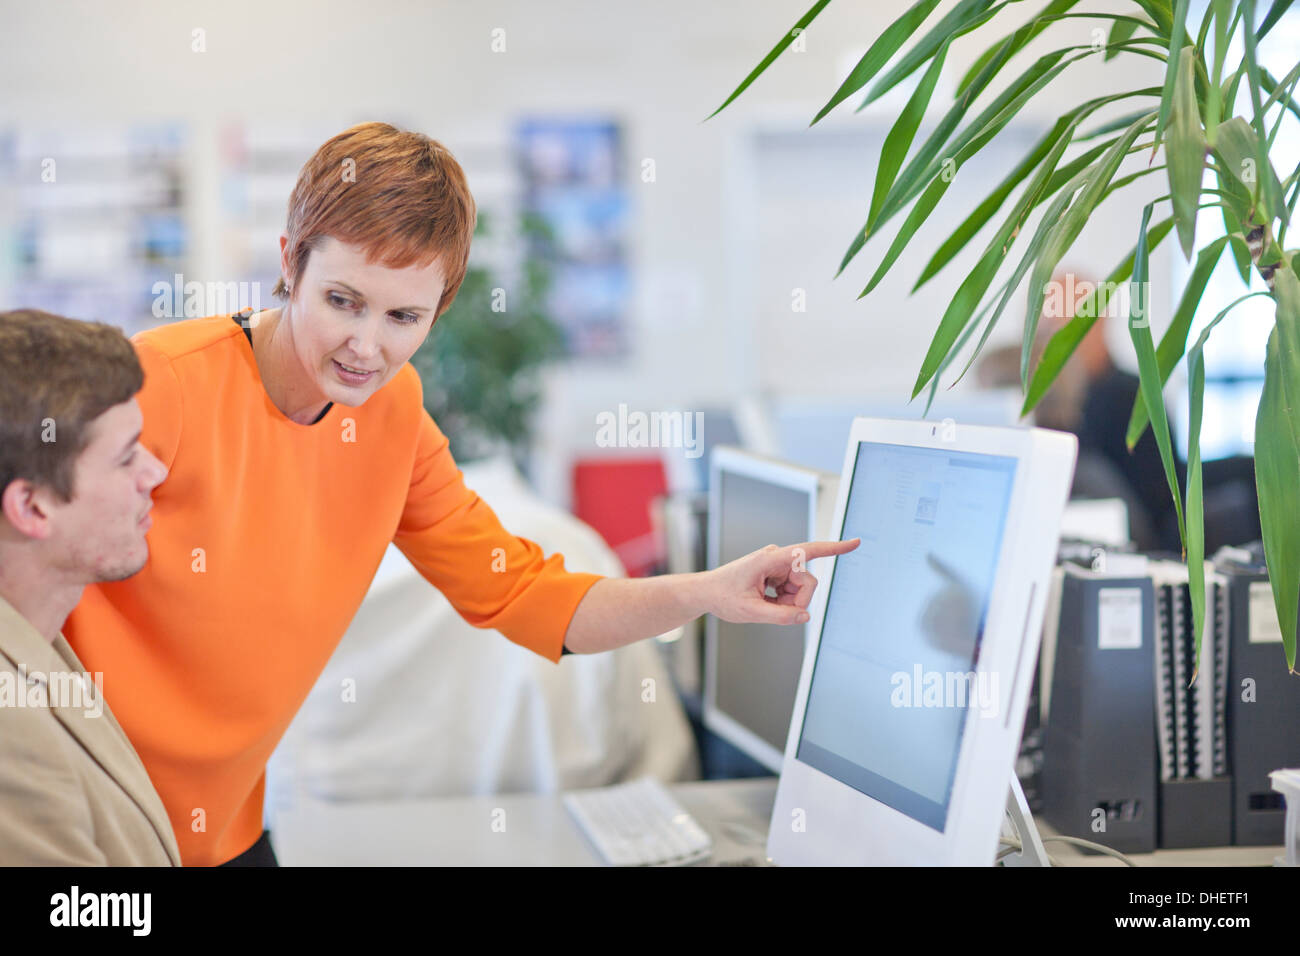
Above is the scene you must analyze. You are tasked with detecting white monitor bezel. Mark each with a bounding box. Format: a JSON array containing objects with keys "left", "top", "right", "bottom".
[
  {"left": 766, "top": 417, "right": 1076, "bottom": 865},
  {"left": 705, "top": 445, "right": 825, "bottom": 773}
]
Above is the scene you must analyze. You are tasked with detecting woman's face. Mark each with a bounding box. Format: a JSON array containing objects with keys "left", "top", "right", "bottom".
[{"left": 279, "top": 235, "right": 446, "bottom": 408}]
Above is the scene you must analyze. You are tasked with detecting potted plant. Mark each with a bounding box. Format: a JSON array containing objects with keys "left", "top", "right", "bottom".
[
  {"left": 410, "top": 210, "right": 565, "bottom": 475},
  {"left": 708, "top": 0, "right": 1299, "bottom": 673}
]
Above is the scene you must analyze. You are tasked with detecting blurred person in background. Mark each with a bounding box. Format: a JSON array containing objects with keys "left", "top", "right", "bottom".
[
  {"left": 980, "top": 270, "right": 1259, "bottom": 553},
  {"left": 977, "top": 271, "right": 1167, "bottom": 550}
]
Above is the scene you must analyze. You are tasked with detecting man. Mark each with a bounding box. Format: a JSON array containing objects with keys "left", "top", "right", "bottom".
[
  {"left": 1055, "top": 276, "right": 1176, "bottom": 546},
  {"left": 0, "top": 309, "right": 179, "bottom": 865},
  {"left": 975, "top": 271, "right": 1168, "bottom": 550}
]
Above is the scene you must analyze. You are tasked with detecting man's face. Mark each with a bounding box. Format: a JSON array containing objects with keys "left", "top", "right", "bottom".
[
  {"left": 48, "top": 399, "right": 167, "bottom": 583},
  {"left": 280, "top": 235, "right": 447, "bottom": 408}
]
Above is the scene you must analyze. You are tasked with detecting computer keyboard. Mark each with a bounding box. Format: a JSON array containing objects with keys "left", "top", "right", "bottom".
[{"left": 563, "top": 777, "right": 713, "bottom": 866}]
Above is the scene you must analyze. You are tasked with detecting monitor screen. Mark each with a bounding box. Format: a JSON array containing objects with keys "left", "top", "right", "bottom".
[
  {"left": 796, "top": 441, "right": 1017, "bottom": 831},
  {"left": 713, "top": 469, "right": 813, "bottom": 761}
]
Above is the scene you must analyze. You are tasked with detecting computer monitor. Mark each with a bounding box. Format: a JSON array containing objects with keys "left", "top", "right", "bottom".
[
  {"left": 767, "top": 417, "right": 1076, "bottom": 865},
  {"left": 770, "top": 390, "right": 1026, "bottom": 475},
  {"left": 705, "top": 447, "right": 839, "bottom": 772},
  {"left": 1059, "top": 497, "right": 1130, "bottom": 547}
]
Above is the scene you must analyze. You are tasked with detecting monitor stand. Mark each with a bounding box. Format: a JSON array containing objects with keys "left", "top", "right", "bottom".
[{"left": 999, "top": 775, "right": 1049, "bottom": 866}]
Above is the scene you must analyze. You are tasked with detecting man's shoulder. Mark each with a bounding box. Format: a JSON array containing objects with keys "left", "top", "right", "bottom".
[{"left": 0, "top": 653, "right": 79, "bottom": 760}]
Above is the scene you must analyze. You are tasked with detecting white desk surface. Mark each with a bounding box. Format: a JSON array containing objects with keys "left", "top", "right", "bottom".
[
  {"left": 271, "top": 776, "right": 1281, "bottom": 866},
  {"left": 1034, "top": 820, "right": 1282, "bottom": 867},
  {"left": 272, "top": 777, "right": 778, "bottom": 866}
]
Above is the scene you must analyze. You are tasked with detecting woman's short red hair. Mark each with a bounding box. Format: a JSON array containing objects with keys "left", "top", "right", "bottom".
[{"left": 275, "top": 122, "right": 477, "bottom": 320}]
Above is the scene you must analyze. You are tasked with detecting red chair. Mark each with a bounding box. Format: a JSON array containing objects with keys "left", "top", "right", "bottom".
[{"left": 572, "top": 457, "right": 668, "bottom": 577}]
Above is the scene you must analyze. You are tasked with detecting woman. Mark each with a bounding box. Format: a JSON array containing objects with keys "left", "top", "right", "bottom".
[{"left": 64, "top": 122, "right": 857, "bottom": 866}]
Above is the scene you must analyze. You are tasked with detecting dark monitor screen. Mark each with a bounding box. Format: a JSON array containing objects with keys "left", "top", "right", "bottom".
[{"left": 712, "top": 470, "right": 813, "bottom": 761}]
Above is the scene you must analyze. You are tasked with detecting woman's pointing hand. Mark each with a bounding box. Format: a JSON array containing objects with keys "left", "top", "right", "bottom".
[{"left": 704, "top": 538, "right": 861, "bottom": 625}]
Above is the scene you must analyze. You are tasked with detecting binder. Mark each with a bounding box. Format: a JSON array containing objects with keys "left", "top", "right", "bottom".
[
  {"left": 1216, "top": 546, "right": 1300, "bottom": 845},
  {"left": 1212, "top": 574, "right": 1230, "bottom": 779},
  {"left": 1153, "top": 581, "right": 1176, "bottom": 782},
  {"left": 1148, "top": 559, "right": 1232, "bottom": 848},
  {"left": 1041, "top": 561, "right": 1157, "bottom": 854}
]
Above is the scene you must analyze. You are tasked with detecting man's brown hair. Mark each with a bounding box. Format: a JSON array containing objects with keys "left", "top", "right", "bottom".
[
  {"left": 0, "top": 309, "right": 143, "bottom": 504},
  {"left": 276, "top": 122, "right": 478, "bottom": 321}
]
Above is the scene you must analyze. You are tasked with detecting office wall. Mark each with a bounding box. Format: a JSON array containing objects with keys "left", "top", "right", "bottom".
[{"left": 0, "top": 0, "right": 1171, "bottom": 506}]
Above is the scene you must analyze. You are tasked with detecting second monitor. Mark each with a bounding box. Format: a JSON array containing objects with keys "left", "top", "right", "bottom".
[{"left": 705, "top": 446, "right": 839, "bottom": 772}]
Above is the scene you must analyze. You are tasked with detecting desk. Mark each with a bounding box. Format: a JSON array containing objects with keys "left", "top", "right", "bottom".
[
  {"left": 271, "top": 777, "right": 778, "bottom": 866},
  {"left": 270, "top": 776, "right": 1281, "bottom": 866},
  {"left": 1032, "top": 820, "right": 1282, "bottom": 866}
]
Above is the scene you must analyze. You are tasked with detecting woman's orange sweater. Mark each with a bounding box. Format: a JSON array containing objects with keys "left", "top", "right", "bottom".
[{"left": 65, "top": 314, "right": 603, "bottom": 865}]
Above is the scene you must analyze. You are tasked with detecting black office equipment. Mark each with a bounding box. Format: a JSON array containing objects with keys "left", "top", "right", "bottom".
[
  {"left": 1216, "top": 545, "right": 1300, "bottom": 846},
  {"left": 1041, "top": 562, "right": 1158, "bottom": 854}
]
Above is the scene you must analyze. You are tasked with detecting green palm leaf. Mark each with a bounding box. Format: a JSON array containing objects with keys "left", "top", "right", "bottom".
[
  {"left": 1257, "top": 317, "right": 1300, "bottom": 672},
  {"left": 868, "top": 39, "right": 952, "bottom": 226},
  {"left": 704, "top": 0, "right": 833, "bottom": 120},
  {"left": 1152, "top": 0, "right": 1192, "bottom": 155},
  {"left": 1127, "top": 202, "right": 1187, "bottom": 546},
  {"left": 1184, "top": 291, "right": 1273, "bottom": 679},
  {"left": 1022, "top": 111, "right": 1157, "bottom": 387},
  {"left": 1022, "top": 217, "right": 1174, "bottom": 415},
  {"left": 809, "top": 0, "right": 943, "bottom": 125},
  {"left": 1125, "top": 236, "right": 1229, "bottom": 448},
  {"left": 1168, "top": 45, "right": 1207, "bottom": 257}
]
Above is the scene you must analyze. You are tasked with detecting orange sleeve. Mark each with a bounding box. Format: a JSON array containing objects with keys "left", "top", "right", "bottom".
[
  {"left": 130, "top": 335, "right": 185, "bottom": 472},
  {"left": 393, "top": 403, "right": 604, "bottom": 663}
]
